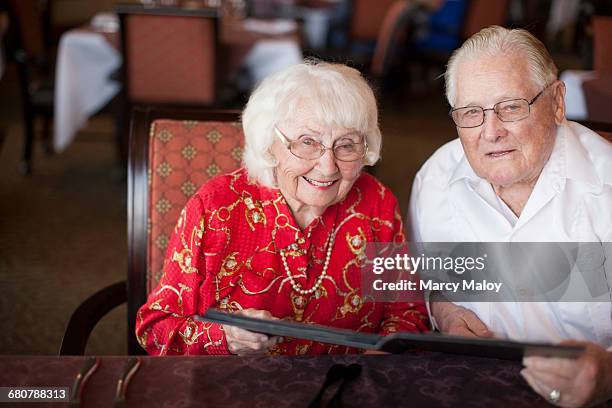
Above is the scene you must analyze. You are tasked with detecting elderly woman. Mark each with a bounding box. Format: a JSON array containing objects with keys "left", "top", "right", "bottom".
[{"left": 136, "top": 61, "right": 428, "bottom": 356}]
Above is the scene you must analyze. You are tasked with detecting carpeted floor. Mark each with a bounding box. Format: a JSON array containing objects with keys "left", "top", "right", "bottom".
[{"left": 0, "top": 64, "right": 460, "bottom": 355}]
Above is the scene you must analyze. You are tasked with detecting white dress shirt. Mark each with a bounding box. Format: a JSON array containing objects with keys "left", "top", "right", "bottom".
[{"left": 409, "top": 120, "right": 612, "bottom": 347}]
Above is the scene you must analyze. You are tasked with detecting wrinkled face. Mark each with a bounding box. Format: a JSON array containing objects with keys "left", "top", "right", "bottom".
[
  {"left": 271, "top": 105, "right": 364, "bottom": 212},
  {"left": 453, "top": 52, "right": 565, "bottom": 188}
]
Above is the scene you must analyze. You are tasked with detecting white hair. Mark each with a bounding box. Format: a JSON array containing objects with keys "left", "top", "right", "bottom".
[
  {"left": 445, "top": 26, "right": 558, "bottom": 106},
  {"left": 241, "top": 60, "right": 382, "bottom": 187}
]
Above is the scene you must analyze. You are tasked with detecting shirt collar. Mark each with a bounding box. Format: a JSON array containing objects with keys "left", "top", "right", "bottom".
[
  {"left": 561, "top": 120, "right": 601, "bottom": 190},
  {"left": 448, "top": 149, "right": 481, "bottom": 187}
]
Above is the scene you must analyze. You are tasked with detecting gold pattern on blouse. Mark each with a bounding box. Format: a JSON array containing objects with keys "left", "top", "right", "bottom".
[{"left": 135, "top": 169, "right": 428, "bottom": 356}]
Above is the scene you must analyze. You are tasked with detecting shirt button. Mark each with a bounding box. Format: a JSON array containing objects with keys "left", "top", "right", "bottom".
[{"left": 297, "top": 237, "right": 305, "bottom": 245}]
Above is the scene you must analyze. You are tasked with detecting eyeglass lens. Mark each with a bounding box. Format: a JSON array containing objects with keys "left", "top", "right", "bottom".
[
  {"left": 451, "top": 99, "right": 531, "bottom": 128},
  {"left": 290, "top": 138, "right": 365, "bottom": 161}
]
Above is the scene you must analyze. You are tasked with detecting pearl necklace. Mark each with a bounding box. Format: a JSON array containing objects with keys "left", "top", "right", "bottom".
[{"left": 280, "top": 231, "right": 335, "bottom": 295}]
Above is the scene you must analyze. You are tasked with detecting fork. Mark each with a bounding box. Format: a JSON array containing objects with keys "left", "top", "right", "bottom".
[
  {"left": 69, "top": 356, "right": 100, "bottom": 407},
  {"left": 113, "top": 357, "right": 142, "bottom": 408}
]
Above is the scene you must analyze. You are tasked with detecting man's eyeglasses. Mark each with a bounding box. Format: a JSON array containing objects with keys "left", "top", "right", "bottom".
[
  {"left": 449, "top": 84, "right": 552, "bottom": 128},
  {"left": 274, "top": 126, "right": 368, "bottom": 162}
]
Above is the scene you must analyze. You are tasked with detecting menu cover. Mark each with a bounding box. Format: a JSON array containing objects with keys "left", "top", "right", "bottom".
[{"left": 197, "top": 309, "right": 585, "bottom": 361}]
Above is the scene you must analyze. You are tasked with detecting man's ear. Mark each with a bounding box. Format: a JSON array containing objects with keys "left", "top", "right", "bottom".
[{"left": 551, "top": 80, "right": 566, "bottom": 125}]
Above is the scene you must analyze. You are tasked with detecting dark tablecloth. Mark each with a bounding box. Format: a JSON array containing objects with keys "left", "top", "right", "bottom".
[{"left": 0, "top": 352, "right": 553, "bottom": 407}]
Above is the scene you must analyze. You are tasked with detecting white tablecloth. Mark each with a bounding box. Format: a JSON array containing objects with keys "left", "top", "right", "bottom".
[
  {"left": 54, "top": 30, "right": 121, "bottom": 152},
  {"left": 301, "top": 8, "right": 332, "bottom": 50},
  {"left": 53, "top": 19, "right": 302, "bottom": 152},
  {"left": 560, "top": 69, "right": 597, "bottom": 121},
  {"left": 244, "top": 39, "right": 302, "bottom": 86},
  {"left": 547, "top": 0, "right": 581, "bottom": 37}
]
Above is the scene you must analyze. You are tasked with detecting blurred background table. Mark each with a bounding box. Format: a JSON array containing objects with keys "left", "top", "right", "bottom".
[{"left": 53, "top": 4, "right": 303, "bottom": 154}]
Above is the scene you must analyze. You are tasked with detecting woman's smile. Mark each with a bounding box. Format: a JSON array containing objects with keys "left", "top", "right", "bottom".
[{"left": 302, "top": 176, "right": 339, "bottom": 189}]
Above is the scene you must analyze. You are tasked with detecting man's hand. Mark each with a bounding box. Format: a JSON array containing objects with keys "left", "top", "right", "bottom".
[
  {"left": 223, "top": 309, "right": 283, "bottom": 355},
  {"left": 430, "top": 297, "right": 492, "bottom": 337},
  {"left": 521, "top": 341, "right": 612, "bottom": 407}
]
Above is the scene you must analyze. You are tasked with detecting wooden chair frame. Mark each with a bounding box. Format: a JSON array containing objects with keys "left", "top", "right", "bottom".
[
  {"left": 60, "top": 107, "right": 241, "bottom": 355},
  {"left": 2, "top": 0, "right": 54, "bottom": 174}
]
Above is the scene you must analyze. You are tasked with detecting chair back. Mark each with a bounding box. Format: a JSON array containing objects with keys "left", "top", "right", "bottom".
[
  {"left": 371, "top": 0, "right": 418, "bottom": 77},
  {"left": 583, "top": 75, "right": 612, "bottom": 123},
  {"left": 118, "top": 6, "right": 220, "bottom": 106},
  {"left": 350, "top": 0, "right": 397, "bottom": 42},
  {"left": 5, "top": 0, "right": 49, "bottom": 61},
  {"left": 461, "top": 0, "right": 510, "bottom": 38},
  {"left": 412, "top": 0, "right": 469, "bottom": 53},
  {"left": 412, "top": 0, "right": 509, "bottom": 55},
  {"left": 127, "top": 107, "right": 243, "bottom": 354},
  {"left": 593, "top": 16, "right": 612, "bottom": 73}
]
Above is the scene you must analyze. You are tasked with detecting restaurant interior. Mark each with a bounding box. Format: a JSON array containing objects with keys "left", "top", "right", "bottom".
[{"left": 0, "top": 0, "right": 611, "bottom": 405}]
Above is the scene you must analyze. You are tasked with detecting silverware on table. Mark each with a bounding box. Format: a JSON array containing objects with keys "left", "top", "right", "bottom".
[
  {"left": 69, "top": 356, "right": 100, "bottom": 407},
  {"left": 113, "top": 357, "right": 142, "bottom": 408}
]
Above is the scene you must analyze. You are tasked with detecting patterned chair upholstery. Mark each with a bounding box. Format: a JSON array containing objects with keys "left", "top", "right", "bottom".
[
  {"left": 61, "top": 108, "right": 242, "bottom": 355},
  {"left": 147, "top": 118, "right": 244, "bottom": 293},
  {"left": 122, "top": 13, "right": 218, "bottom": 105},
  {"left": 114, "top": 5, "right": 223, "bottom": 166}
]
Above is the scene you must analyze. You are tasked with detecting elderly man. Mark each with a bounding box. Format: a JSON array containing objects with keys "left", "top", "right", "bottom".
[{"left": 409, "top": 26, "right": 612, "bottom": 407}]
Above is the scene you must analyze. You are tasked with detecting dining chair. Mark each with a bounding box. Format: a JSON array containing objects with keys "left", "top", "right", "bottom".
[
  {"left": 582, "top": 16, "right": 612, "bottom": 123},
  {"left": 413, "top": 0, "right": 510, "bottom": 58},
  {"left": 60, "top": 107, "right": 243, "bottom": 355},
  {"left": 115, "top": 4, "right": 223, "bottom": 165},
  {"left": 398, "top": 0, "right": 510, "bottom": 94},
  {"left": 4, "top": 0, "right": 54, "bottom": 174},
  {"left": 349, "top": 0, "right": 398, "bottom": 43},
  {"left": 370, "top": 0, "right": 421, "bottom": 78},
  {"left": 460, "top": 0, "right": 511, "bottom": 39}
]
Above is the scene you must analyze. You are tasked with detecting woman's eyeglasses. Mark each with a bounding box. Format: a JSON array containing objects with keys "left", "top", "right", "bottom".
[{"left": 274, "top": 126, "right": 368, "bottom": 162}]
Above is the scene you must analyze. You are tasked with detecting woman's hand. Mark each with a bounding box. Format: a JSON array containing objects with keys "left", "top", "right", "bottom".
[
  {"left": 223, "top": 309, "right": 283, "bottom": 355},
  {"left": 521, "top": 341, "right": 612, "bottom": 407},
  {"left": 430, "top": 295, "right": 492, "bottom": 337}
]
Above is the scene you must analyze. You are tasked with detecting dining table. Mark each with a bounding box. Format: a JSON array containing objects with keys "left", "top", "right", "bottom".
[
  {"left": 52, "top": 6, "right": 304, "bottom": 154},
  {"left": 0, "top": 351, "right": 553, "bottom": 407},
  {"left": 561, "top": 69, "right": 597, "bottom": 121}
]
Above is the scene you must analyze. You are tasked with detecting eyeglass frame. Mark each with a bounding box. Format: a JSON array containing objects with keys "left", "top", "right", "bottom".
[
  {"left": 449, "top": 83, "right": 553, "bottom": 128},
  {"left": 273, "top": 126, "right": 368, "bottom": 162}
]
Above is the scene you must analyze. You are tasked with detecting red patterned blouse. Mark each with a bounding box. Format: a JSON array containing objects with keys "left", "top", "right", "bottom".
[{"left": 136, "top": 168, "right": 428, "bottom": 355}]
